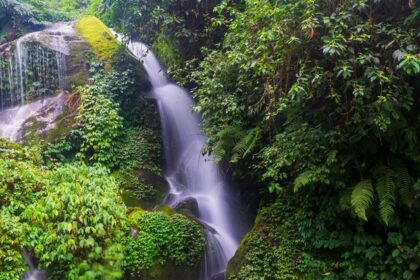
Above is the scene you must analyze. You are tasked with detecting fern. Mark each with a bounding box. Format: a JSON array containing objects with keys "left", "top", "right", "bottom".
[
  {"left": 231, "top": 127, "right": 262, "bottom": 163},
  {"left": 394, "top": 161, "right": 413, "bottom": 208},
  {"left": 294, "top": 171, "right": 314, "bottom": 192},
  {"left": 212, "top": 126, "right": 243, "bottom": 162},
  {"left": 376, "top": 169, "right": 396, "bottom": 225},
  {"left": 351, "top": 180, "right": 374, "bottom": 221}
]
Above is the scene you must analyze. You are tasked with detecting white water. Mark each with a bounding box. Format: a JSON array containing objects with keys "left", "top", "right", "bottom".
[
  {"left": 22, "top": 251, "right": 47, "bottom": 280},
  {"left": 0, "top": 22, "right": 74, "bottom": 141},
  {"left": 116, "top": 35, "right": 245, "bottom": 279},
  {"left": 0, "top": 92, "right": 67, "bottom": 141},
  {"left": 0, "top": 22, "right": 71, "bottom": 111}
]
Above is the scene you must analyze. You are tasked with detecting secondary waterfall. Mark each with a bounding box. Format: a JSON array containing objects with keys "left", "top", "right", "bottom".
[
  {"left": 0, "top": 22, "right": 73, "bottom": 141},
  {"left": 116, "top": 36, "right": 246, "bottom": 279}
]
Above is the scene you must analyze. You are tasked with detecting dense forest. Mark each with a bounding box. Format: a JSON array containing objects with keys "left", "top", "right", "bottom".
[{"left": 0, "top": 0, "right": 419, "bottom": 280}]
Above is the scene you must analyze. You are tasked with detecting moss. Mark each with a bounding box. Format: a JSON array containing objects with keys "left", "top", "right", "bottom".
[
  {"left": 114, "top": 167, "right": 168, "bottom": 210},
  {"left": 142, "top": 260, "right": 200, "bottom": 280},
  {"left": 226, "top": 200, "right": 307, "bottom": 280},
  {"left": 75, "top": 16, "right": 119, "bottom": 69}
]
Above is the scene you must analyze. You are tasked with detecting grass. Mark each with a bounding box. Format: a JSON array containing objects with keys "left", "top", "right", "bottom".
[{"left": 75, "top": 16, "right": 119, "bottom": 69}]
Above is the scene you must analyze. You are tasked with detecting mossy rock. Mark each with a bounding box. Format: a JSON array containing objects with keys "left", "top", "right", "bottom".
[
  {"left": 19, "top": 92, "right": 79, "bottom": 147},
  {"left": 226, "top": 201, "right": 307, "bottom": 280},
  {"left": 75, "top": 16, "right": 119, "bottom": 70},
  {"left": 173, "top": 196, "right": 199, "bottom": 218},
  {"left": 117, "top": 168, "right": 168, "bottom": 210},
  {"left": 66, "top": 35, "right": 91, "bottom": 88},
  {"left": 141, "top": 260, "right": 200, "bottom": 280}
]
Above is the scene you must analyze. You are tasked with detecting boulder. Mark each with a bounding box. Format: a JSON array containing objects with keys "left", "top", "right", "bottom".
[{"left": 173, "top": 196, "right": 199, "bottom": 217}]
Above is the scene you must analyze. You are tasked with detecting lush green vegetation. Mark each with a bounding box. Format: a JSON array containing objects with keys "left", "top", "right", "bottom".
[
  {"left": 0, "top": 12, "right": 205, "bottom": 279},
  {"left": 0, "top": 139, "right": 126, "bottom": 279},
  {"left": 124, "top": 209, "right": 205, "bottom": 278},
  {"left": 95, "top": 0, "right": 420, "bottom": 279},
  {"left": 0, "top": 0, "right": 86, "bottom": 42},
  {"left": 1, "top": 0, "right": 419, "bottom": 279}
]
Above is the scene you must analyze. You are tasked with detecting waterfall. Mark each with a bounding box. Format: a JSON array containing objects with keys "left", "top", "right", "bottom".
[
  {"left": 0, "top": 22, "right": 74, "bottom": 141},
  {"left": 116, "top": 35, "right": 247, "bottom": 280},
  {"left": 0, "top": 22, "right": 72, "bottom": 111}
]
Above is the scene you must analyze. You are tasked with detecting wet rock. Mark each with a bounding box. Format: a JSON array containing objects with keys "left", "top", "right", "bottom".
[
  {"left": 0, "top": 93, "right": 70, "bottom": 142},
  {"left": 173, "top": 196, "right": 199, "bottom": 217},
  {"left": 119, "top": 169, "right": 169, "bottom": 210},
  {"left": 211, "top": 272, "right": 226, "bottom": 280}
]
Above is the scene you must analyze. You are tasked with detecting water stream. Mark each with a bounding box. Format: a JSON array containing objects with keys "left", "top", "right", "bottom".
[{"left": 116, "top": 36, "right": 247, "bottom": 280}]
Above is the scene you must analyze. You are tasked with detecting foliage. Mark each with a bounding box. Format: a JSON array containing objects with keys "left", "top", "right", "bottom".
[
  {"left": 192, "top": 0, "right": 420, "bottom": 219},
  {"left": 117, "top": 128, "right": 161, "bottom": 174},
  {"left": 22, "top": 164, "right": 127, "bottom": 279},
  {"left": 114, "top": 168, "right": 157, "bottom": 202},
  {"left": 226, "top": 199, "right": 304, "bottom": 280},
  {"left": 124, "top": 209, "right": 205, "bottom": 278},
  {"left": 75, "top": 85, "right": 123, "bottom": 168},
  {"left": 0, "top": 0, "right": 83, "bottom": 43},
  {"left": 93, "top": 0, "right": 224, "bottom": 82},
  {"left": 0, "top": 139, "right": 128, "bottom": 279},
  {"left": 186, "top": 0, "right": 420, "bottom": 278},
  {"left": 0, "top": 214, "right": 27, "bottom": 280}
]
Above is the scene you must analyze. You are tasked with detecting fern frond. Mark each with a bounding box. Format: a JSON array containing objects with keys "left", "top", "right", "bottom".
[
  {"left": 351, "top": 180, "right": 374, "bottom": 221},
  {"left": 394, "top": 161, "right": 413, "bottom": 208},
  {"left": 293, "top": 171, "right": 313, "bottom": 192},
  {"left": 213, "top": 126, "right": 243, "bottom": 162},
  {"left": 231, "top": 127, "right": 262, "bottom": 163},
  {"left": 376, "top": 171, "right": 396, "bottom": 225}
]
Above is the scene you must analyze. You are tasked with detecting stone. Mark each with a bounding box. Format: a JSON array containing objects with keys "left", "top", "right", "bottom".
[{"left": 173, "top": 196, "right": 200, "bottom": 217}]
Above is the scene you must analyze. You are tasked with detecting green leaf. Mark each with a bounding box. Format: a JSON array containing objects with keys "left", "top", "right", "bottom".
[{"left": 351, "top": 180, "right": 374, "bottom": 221}]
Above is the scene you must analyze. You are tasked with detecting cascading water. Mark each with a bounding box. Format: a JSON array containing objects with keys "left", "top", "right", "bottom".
[
  {"left": 116, "top": 35, "right": 247, "bottom": 279},
  {"left": 0, "top": 22, "right": 74, "bottom": 141}
]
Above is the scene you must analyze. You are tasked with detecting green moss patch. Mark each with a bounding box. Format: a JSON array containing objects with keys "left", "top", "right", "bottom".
[
  {"left": 76, "top": 16, "right": 119, "bottom": 68},
  {"left": 226, "top": 200, "right": 306, "bottom": 280}
]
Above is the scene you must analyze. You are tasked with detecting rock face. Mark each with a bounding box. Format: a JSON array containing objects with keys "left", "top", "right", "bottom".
[
  {"left": 0, "top": 22, "right": 89, "bottom": 142},
  {"left": 0, "top": 92, "right": 68, "bottom": 141},
  {"left": 120, "top": 168, "right": 169, "bottom": 210},
  {"left": 173, "top": 196, "right": 200, "bottom": 217}
]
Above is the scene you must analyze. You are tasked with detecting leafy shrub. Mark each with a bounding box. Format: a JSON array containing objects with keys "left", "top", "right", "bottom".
[
  {"left": 0, "top": 139, "right": 129, "bottom": 279},
  {"left": 124, "top": 210, "right": 206, "bottom": 278},
  {"left": 75, "top": 85, "right": 123, "bottom": 168},
  {"left": 117, "top": 128, "right": 161, "bottom": 174},
  {"left": 0, "top": 214, "right": 27, "bottom": 280},
  {"left": 21, "top": 164, "right": 127, "bottom": 279}
]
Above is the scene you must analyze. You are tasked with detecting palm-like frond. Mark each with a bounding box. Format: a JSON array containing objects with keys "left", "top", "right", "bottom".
[
  {"left": 212, "top": 126, "right": 243, "bottom": 163},
  {"left": 231, "top": 127, "right": 262, "bottom": 163},
  {"left": 351, "top": 179, "right": 374, "bottom": 221},
  {"left": 294, "top": 171, "right": 314, "bottom": 193},
  {"left": 376, "top": 169, "right": 396, "bottom": 225},
  {"left": 394, "top": 161, "right": 413, "bottom": 208}
]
